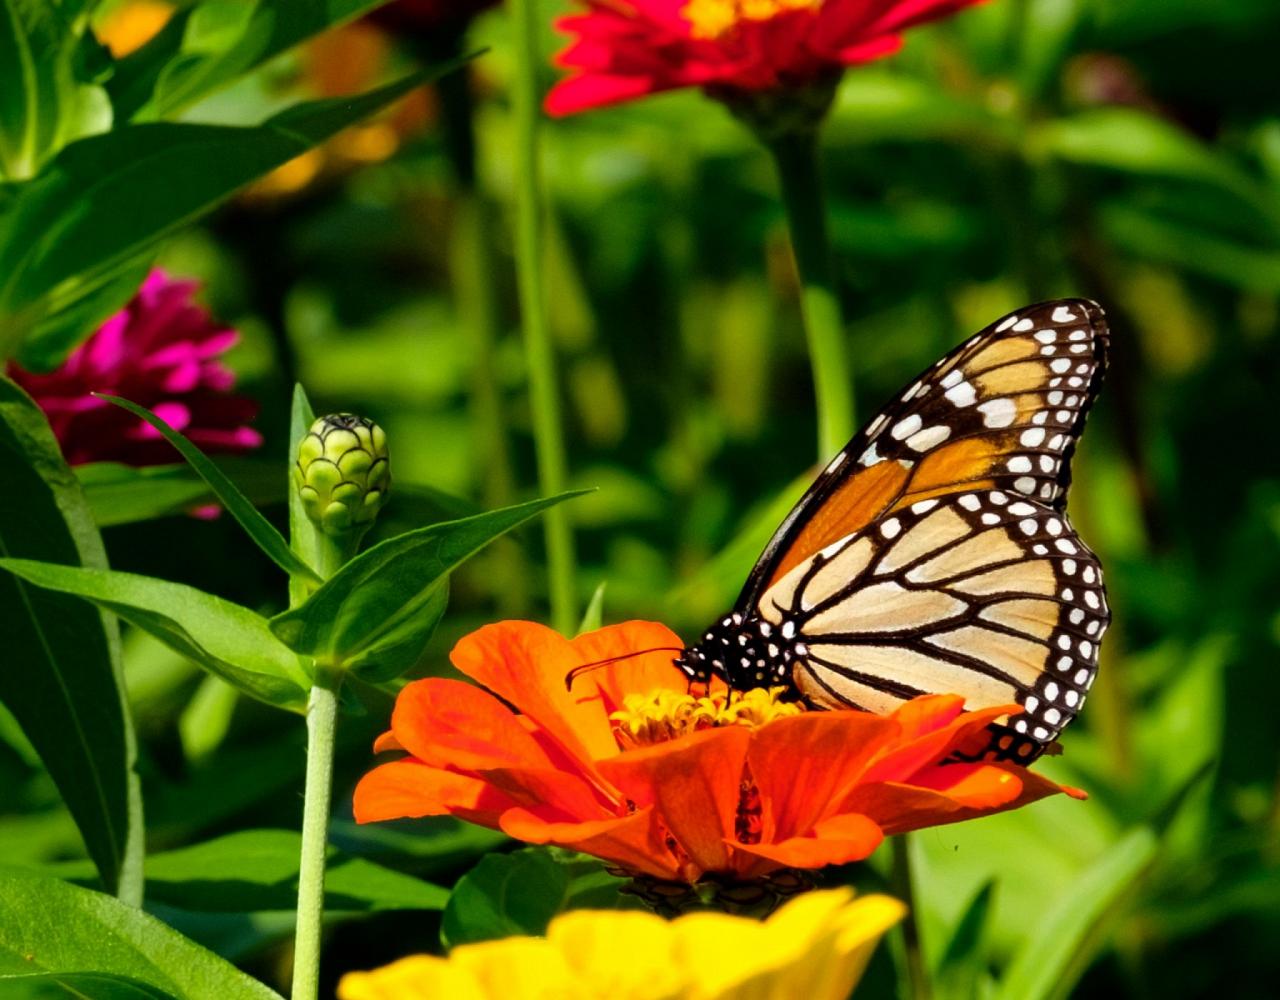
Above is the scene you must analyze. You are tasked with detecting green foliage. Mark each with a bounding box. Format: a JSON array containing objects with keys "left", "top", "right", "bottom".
[
  {"left": 0, "top": 559, "right": 310, "bottom": 711},
  {"left": 0, "top": 376, "right": 141, "bottom": 902},
  {"left": 271, "top": 492, "right": 588, "bottom": 679},
  {"left": 110, "top": 0, "right": 398, "bottom": 122},
  {"left": 0, "top": 867, "right": 284, "bottom": 1000},
  {"left": 0, "top": 68, "right": 456, "bottom": 366},
  {"left": 441, "top": 847, "right": 632, "bottom": 948},
  {"left": 995, "top": 829, "right": 1158, "bottom": 1000},
  {"left": 0, "top": 0, "right": 1277, "bottom": 996},
  {"left": 49, "top": 829, "right": 448, "bottom": 914},
  {"left": 0, "top": 0, "right": 110, "bottom": 182},
  {"left": 99, "top": 394, "right": 321, "bottom": 585}
]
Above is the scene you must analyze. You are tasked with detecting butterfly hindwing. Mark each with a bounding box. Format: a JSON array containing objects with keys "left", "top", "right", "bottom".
[
  {"left": 757, "top": 489, "right": 1109, "bottom": 750},
  {"left": 741, "top": 299, "right": 1108, "bottom": 605}
]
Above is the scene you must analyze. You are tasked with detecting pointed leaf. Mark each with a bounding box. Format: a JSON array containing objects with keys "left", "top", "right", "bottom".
[
  {"left": 271, "top": 492, "right": 588, "bottom": 679},
  {"left": 440, "top": 849, "right": 570, "bottom": 948},
  {"left": 0, "top": 69, "right": 454, "bottom": 364},
  {"left": 994, "top": 828, "right": 1158, "bottom": 1000},
  {"left": 0, "top": 868, "right": 282, "bottom": 999},
  {"left": 111, "top": 0, "right": 403, "bottom": 122},
  {"left": 97, "top": 395, "right": 321, "bottom": 585},
  {"left": 48, "top": 829, "right": 448, "bottom": 914},
  {"left": 935, "top": 880, "right": 996, "bottom": 1000},
  {"left": 287, "top": 384, "right": 320, "bottom": 609},
  {"left": 0, "top": 559, "right": 309, "bottom": 711},
  {"left": 0, "top": 377, "right": 142, "bottom": 901}
]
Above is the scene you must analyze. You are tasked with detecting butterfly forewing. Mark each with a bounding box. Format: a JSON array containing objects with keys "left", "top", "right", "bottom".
[
  {"left": 742, "top": 299, "right": 1108, "bottom": 605},
  {"left": 757, "top": 490, "right": 1109, "bottom": 750}
]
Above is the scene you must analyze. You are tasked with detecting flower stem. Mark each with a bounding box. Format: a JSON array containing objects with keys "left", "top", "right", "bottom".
[
  {"left": 509, "top": 0, "right": 577, "bottom": 634},
  {"left": 766, "top": 129, "right": 854, "bottom": 458},
  {"left": 290, "top": 664, "right": 339, "bottom": 1000},
  {"left": 890, "top": 833, "right": 932, "bottom": 1000}
]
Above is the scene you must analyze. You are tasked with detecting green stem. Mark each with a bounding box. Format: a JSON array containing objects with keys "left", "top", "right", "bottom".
[
  {"left": 437, "top": 55, "right": 530, "bottom": 616},
  {"left": 767, "top": 129, "right": 854, "bottom": 458},
  {"left": 891, "top": 833, "right": 932, "bottom": 1000},
  {"left": 290, "top": 665, "right": 340, "bottom": 1000},
  {"left": 509, "top": 0, "right": 577, "bottom": 635}
]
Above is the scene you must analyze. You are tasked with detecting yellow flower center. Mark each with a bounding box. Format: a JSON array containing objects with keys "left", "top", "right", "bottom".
[
  {"left": 681, "top": 0, "right": 822, "bottom": 40},
  {"left": 611, "top": 687, "right": 803, "bottom": 749}
]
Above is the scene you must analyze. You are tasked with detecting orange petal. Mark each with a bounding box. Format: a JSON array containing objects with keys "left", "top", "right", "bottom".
[
  {"left": 568, "top": 620, "right": 688, "bottom": 713},
  {"left": 887, "top": 694, "right": 968, "bottom": 740},
  {"left": 501, "top": 806, "right": 682, "bottom": 881},
  {"left": 480, "top": 764, "right": 620, "bottom": 822},
  {"left": 352, "top": 759, "right": 519, "bottom": 827},
  {"left": 390, "top": 678, "right": 556, "bottom": 772},
  {"left": 372, "top": 730, "right": 401, "bottom": 754},
  {"left": 862, "top": 702, "right": 1020, "bottom": 784},
  {"left": 598, "top": 726, "right": 751, "bottom": 877},
  {"left": 450, "top": 621, "right": 620, "bottom": 764},
  {"left": 730, "top": 813, "right": 883, "bottom": 873},
  {"left": 746, "top": 712, "right": 898, "bottom": 843}
]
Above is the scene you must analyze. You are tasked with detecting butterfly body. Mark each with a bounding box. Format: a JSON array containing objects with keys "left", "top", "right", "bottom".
[{"left": 678, "top": 299, "right": 1112, "bottom": 760}]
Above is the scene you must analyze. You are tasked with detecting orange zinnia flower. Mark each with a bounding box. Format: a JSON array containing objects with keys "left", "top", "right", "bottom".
[{"left": 354, "top": 621, "right": 1082, "bottom": 885}]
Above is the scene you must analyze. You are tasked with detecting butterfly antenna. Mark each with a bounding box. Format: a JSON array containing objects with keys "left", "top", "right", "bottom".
[{"left": 564, "top": 647, "right": 683, "bottom": 691}]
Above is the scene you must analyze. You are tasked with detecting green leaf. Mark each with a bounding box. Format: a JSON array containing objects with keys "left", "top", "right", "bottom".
[
  {"left": 441, "top": 848, "right": 631, "bottom": 948},
  {"left": 271, "top": 492, "right": 587, "bottom": 680},
  {"left": 76, "top": 458, "right": 285, "bottom": 527},
  {"left": 287, "top": 384, "right": 320, "bottom": 609},
  {"left": 1032, "top": 108, "right": 1280, "bottom": 227},
  {"left": 111, "top": 0, "right": 399, "bottom": 122},
  {"left": 577, "top": 581, "right": 607, "bottom": 634},
  {"left": 0, "top": 1, "right": 110, "bottom": 181},
  {"left": 1097, "top": 202, "right": 1280, "bottom": 293},
  {"left": 935, "top": 880, "right": 996, "bottom": 1000},
  {"left": 440, "top": 849, "right": 571, "bottom": 948},
  {"left": 97, "top": 395, "right": 321, "bottom": 586},
  {"left": 49, "top": 829, "right": 448, "bottom": 914},
  {"left": 0, "top": 559, "right": 310, "bottom": 711},
  {"left": 0, "top": 867, "right": 283, "bottom": 999},
  {"left": 0, "top": 376, "right": 142, "bottom": 902},
  {"left": 177, "top": 676, "right": 239, "bottom": 766},
  {"left": 0, "top": 68, "right": 454, "bottom": 364},
  {"left": 994, "top": 828, "right": 1158, "bottom": 1000}
]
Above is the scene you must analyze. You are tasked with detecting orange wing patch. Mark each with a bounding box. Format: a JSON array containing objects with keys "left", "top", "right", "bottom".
[{"left": 743, "top": 299, "right": 1108, "bottom": 605}]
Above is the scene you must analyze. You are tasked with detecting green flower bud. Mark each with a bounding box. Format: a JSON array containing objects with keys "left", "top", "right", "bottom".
[{"left": 294, "top": 414, "right": 389, "bottom": 536}]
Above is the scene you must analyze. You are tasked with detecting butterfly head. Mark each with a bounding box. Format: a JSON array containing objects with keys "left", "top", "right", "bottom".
[{"left": 675, "top": 611, "right": 804, "bottom": 692}]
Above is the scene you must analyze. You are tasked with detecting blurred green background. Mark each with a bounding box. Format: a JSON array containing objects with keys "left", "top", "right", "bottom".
[{"left": 4, "top": 0, "right": 1280, "bottom": 996}]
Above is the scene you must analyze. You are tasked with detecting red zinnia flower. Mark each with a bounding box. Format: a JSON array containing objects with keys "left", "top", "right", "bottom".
[
  {"left": 9, "top": 270, "right": 262, "bottom": 466},
  {"left": 355, "top": 620, "right": 1081, "bottom": 886},
  {"left": 546, "top": 0, "right": 987, "bottom": 117}
]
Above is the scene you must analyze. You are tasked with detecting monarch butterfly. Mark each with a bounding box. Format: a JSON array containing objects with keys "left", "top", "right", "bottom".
[{"left": 675, "top": 299, "right": 1111, "bottom": 762}]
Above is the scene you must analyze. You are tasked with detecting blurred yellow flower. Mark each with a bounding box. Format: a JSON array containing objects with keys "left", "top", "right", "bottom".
[
  {"left": 337, "top": 888, "right": 903, "bottom": 1000},
  {"left": 97, "top": 1, "right": 175, "bottom": 57}
]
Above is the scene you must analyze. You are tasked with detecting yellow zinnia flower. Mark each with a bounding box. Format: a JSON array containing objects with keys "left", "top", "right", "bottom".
[{"left": 337, "top": 888, "right": 903, "bottom": 1000}]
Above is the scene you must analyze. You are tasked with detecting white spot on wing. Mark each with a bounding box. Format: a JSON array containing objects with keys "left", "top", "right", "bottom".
[
  {"left": 891, "top": 414, "right": 923, "bottom": 440},
  {"left": 906, "top": 425, "right": 951, "bottom": 452},
  {"left": 978, "top": 398, "right": 1017, "bottom": 428}
]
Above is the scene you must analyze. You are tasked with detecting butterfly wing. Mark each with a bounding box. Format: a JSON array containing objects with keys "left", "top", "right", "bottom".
[
  {"left": 758, "top": 490, "right": 1109, "bottom": 754},
  {"left": 739, "top": 299, "right": 1109, "bottom": 609}
]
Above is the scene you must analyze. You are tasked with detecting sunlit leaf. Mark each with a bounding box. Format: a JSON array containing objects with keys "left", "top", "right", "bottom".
[
  {"left": 271, "top": 493, "right": 588, "bottom": 680},
  {"left": 0, "top": 559, "right": 310, "bottom": 711},
  {"left": 994, "top": 828, "right": 1158, "bottom": 1000},
  {"left": 0, "top": 377, "right": 142, "bottom": 902},
  {"left": 97, "top": 395, "right": 321, "bottom": 585},
  {"left": 0, "top": 868, "right": 283, "bottom": 999}
]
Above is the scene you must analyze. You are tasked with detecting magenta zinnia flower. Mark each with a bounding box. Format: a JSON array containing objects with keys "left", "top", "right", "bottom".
[
  {"left": 546, "top": 0, "right": 986, "bottom": 117},
  {"left": 9, "top": 270, "right": 263, "bottom": 466}
]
